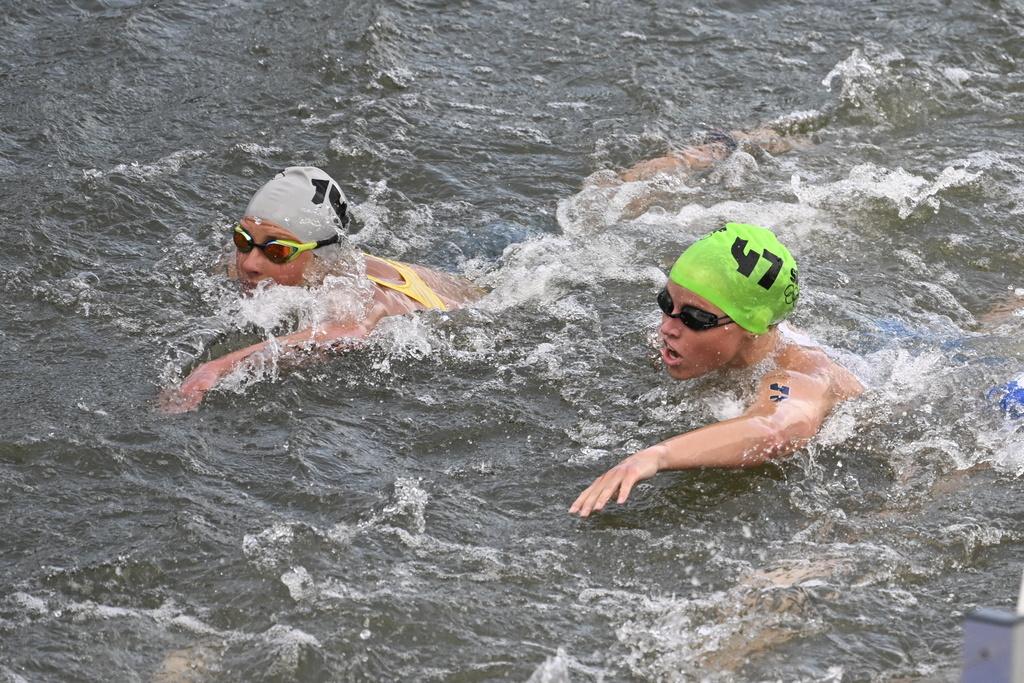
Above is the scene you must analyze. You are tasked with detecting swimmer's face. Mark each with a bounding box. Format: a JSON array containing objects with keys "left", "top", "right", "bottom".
[
  {"left": 233, "top": 217, "right": 313, "bottom": 288},
  {"left": 658, "top": 281, "right": 749, "bottom": 380}
]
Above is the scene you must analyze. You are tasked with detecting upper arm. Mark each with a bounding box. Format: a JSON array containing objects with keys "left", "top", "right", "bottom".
[
  {"left": 619, "top": 155, "right": 687, "bottom": 182},
  {"left": 742, "top": 370, "right": 836, "bottom": 456}
]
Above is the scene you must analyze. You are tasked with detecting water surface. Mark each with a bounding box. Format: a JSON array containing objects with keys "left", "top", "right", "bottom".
[{"left": 2, "top": 1, "right": 1024, "bottom": 680}]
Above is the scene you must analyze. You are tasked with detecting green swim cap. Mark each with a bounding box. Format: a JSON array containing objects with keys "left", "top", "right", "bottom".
[{"left": 668, "top": 223, "right": 799, "bottom": 334}]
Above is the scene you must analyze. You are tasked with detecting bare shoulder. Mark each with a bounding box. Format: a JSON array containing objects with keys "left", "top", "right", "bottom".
[{"left": 775, "top": 339, "right": 864, "bottom": 403}]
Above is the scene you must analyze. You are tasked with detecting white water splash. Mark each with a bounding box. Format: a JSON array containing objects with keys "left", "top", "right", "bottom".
[
  {"left": 791, "top": 163, "right": 982, "bottom": 220},
  {"left": 242, "top": 522, "right": 299, "bottom": 571},
  {"left": 281, "top": 566, "right": 316, "bottom": 603},
  {"left": 977, "top": 427, "right": 1024, "bottom": 477},
  {"left": 82, "top": 149, "right": 207, "bottom": 181},
  {"left": 526, "top": 648, "right": 573, "bottom": 683},
  {"left": 822, "top": 48, "right": 907, "bottom": 120},
  {"left": 379, "top": 477, "right": 429, "bottom": 535}
]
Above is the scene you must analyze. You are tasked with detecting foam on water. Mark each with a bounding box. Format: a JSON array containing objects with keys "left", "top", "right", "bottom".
[
  {"left": 611, "top": 534, "right": 953, "bottom": 681},
  {"left": 792, "top": 162, "right": 983, "bottom": 220},
  {"left": 525, "top": 648, "right": 574, "bottom": 683},
  {"left": 244, "top": 478, "right": 431, "bottom": 575},
  {"left": 978, "top": 427, "right": 1024, "bottom": 477},
  {"left": 963, "top": 150, "right": 1024, "bottom": 215},
  {"left": 376, "top": 476, "right": 429, "bottom": 535},
  {"left": 258, "top": 624, "right": 322, "bottom": 678},
  {"left": 82, "top": 150, "right": 208, "bottom": 182},
  {"left": 0, "top": 668, "right": 30, "bottom": 683},
  {"left": 475, "top": 233, "right": 664, "bottom": 313},
  {"left": 243, "top": 522, "right": 302, "bottom": 571},
  {"left": 823, "top": 48, "right": 907, "bottom": 114}
]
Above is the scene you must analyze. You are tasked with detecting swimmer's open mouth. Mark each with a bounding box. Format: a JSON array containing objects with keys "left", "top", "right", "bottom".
[{"left": 661, "top": 341, "right": 683, "bottom": 366}]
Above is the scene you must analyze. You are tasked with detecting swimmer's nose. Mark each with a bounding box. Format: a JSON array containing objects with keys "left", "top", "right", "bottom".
[
  {"left": 238, "top": 247, "right": 267, "bottom": 280},
  {"left": 660, "top": 314, "right": 683, "bottom": 338}
]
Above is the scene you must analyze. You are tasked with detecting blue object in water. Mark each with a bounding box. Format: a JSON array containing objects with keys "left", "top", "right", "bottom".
[
  {"left": 989, "top": 379, "right": 1024, "bottom": 419},
  {"left": 961, "top": 608, "right": 1024, "bottom": 682}
]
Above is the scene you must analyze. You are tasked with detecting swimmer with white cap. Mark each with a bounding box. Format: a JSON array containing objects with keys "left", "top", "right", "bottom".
[
  {"left": 165, "top": 166, "right": 483, "bottom": 412},
  {"left": 569, "top": 223, "right": 864, "bottom": 517}
]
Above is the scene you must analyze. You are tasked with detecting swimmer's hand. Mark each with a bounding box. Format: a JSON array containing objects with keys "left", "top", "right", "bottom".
[
  {"left": 568, "top": 449, "right": 661, "bottom": 517},
  {"left": 160, "top": 358, "right": 234, "bottom": 414},
  {"left": 159, "top": 318, "right": 381, "bottom": 413}
]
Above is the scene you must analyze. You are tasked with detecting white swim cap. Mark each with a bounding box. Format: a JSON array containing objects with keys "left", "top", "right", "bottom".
[{"left": 244, "top": 166, "right": 350, "bottom": 243}]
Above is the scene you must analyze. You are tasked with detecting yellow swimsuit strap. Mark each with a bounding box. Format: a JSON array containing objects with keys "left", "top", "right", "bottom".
[{"left": 366, "top": 257, "right": 449, "bottom": 311}]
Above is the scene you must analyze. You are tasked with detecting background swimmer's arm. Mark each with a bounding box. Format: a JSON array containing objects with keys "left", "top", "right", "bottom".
[
  {"left": 569, "top": 371, "right": 833, "bottom": 517},
  {"left": 619, "top": 146, "right": 725, "bottom": 182},
  {"left": 978, "top": 291, "right": 1024, "bottom": 326},
  {"left": 617, "top": 126, "right": 807, "bottom": 183},
  {"left": 619, "top": 155, "right": 690, "bottom": 182}
]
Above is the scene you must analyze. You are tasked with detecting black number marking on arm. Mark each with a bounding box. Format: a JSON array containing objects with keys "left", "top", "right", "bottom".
[{"left": 768, "top": 383, "right": 791, "bottom": 402}]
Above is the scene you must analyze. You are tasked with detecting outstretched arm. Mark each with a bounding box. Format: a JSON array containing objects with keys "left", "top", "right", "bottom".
[
  {"left": 619, "top": 144, "right": 729, "bottom": 182},
  {"left": 618, "top": 126, "right": 805, "bottom": 182},
  {"left": 162, "top": 301, "right": 390, "bottom": 413},
  {"left": 568, "top": 370, "right": 834, "bottom": 517}
]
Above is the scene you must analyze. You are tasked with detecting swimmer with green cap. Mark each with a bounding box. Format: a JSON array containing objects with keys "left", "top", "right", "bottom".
[{"left": 570, "top": 223, "right": 863, "bottom": 517}]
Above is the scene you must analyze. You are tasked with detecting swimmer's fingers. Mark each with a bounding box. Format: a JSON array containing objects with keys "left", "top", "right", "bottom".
[
  {"left": 569, "top": 451, "right": 661, "bottom": 517},
  {"left": 567, "top": 481, "right": 595, "bottom": 516},
  {"left": 616, "top": 469, "right": 642, "bottom": 505},
  {"left": 568, "top": 471, "right": 623, "bottom": 518},
  {"left": 568, "top": 474, "right": 604, "bottom": 515},
  {"left": 159, "top": 362, "right": 224, "bottom": 414},
  {"left": 569, "top": 465, "right": 635, "bottom": 517}
]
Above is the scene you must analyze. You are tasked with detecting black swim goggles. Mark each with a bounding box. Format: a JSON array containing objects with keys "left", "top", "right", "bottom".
[
  {"left": 232, "top": 225, "right": 339, "bottom": 265},
  {"left": 657, "top": 288, "right": 732, "bottom": 331}
]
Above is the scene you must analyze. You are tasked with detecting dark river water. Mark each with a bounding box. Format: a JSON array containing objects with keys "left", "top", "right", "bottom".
[{"left": 3, "top": 1, "right": 1024, "bottom": 681}]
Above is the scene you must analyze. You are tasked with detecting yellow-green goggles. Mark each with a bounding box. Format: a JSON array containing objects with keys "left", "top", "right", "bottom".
[{"left": 232, "top": 225, "right": 338, "bottom": 264}]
